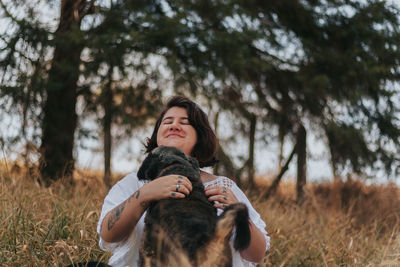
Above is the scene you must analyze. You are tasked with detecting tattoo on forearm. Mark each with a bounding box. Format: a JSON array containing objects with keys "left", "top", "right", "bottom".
[
  {"left": 133, "top": 189, "right": 148, "bottom": 208},
  {"left": 108, "top": 202, "right": 126, "bottom": 230},
  {"left": 140, "top": 201, "right": 149, "bottom": 208},
  {"left": 106, "top": 189, "right": 146, "bottom": 231},
  {"left": 126, "top": 190, "right": 140, "bottom": 204}
]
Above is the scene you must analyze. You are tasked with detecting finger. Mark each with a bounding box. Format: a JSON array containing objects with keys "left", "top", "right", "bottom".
[
  {"left": 176, "top": 175, "right": 189, "bottom": 183},
  {"left": 180, "top": 187, "right": 191, "bottom": 195},
  {"left": 213, "top": 203, "right": 228, "bottom": 210},
  {"left": 173, "top": 180, "right": 192, "bottom": 193},
  {"left": 204, "top": 185, "right": 219, "bottom": 191},
  {"left": 205, "top": 188, "right": 221, "bottom": 196},
  {"left": 208, "top": 195, "right": 229, "bottom": 203},
  {"left": 169, "top": 192, "right": 185, "bottom": 198},
  {"left": 166, "top": 174, "right": 187, "bottom": 184},
  {"left": 205, "top": 186, "right": 228, "bottom": 195},
  {"left": 176, "top": 175, "right": 193, "bottom": 191},
  {"left": 173, "top": 184, "right": 191, "bottom": 195}
]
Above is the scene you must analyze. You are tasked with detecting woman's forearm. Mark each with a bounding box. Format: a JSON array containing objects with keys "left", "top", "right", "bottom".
[
  {"left": 100, "top": 187, "right": 150, "bottom": 243},
  {"left": 240, "top": 220, "right": 267, "bottom": 263},
  {"left": 100, "top": 174, "right": 192, "bottom": 243}
]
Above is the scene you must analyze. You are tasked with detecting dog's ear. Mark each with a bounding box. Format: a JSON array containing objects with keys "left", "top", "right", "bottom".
[{"left": 137, "top": 153, "right": 160, "bottom": 180}]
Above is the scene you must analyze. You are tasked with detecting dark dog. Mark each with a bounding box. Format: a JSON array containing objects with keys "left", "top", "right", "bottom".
[{"left": 137, "top": 146, "right": 250, "bottom": 267}]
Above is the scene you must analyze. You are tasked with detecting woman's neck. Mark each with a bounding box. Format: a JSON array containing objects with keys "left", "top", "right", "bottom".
[{"left": 200, "top": 170, "right": 217, "bottom": 183}]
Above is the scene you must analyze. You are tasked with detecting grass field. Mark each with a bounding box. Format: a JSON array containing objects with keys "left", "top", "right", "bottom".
[{"left": 1, "top": 164, "right": 399, "bottom": 266}]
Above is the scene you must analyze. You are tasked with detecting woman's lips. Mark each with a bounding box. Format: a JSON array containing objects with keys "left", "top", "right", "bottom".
[{"left": 166, "top": 133, "right": 183, "bottom": 138}]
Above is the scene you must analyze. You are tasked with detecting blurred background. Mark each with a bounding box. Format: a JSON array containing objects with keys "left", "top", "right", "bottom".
[{"left": 1, "top": 0, "right": 399, "bottom": 192}]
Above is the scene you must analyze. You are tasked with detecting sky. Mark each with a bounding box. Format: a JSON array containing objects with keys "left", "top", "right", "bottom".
[{"left": 74, "top": 96, "right": 400, "bottom": 186}]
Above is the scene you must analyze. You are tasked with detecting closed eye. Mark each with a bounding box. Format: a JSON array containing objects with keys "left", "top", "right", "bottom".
[
  {"left": 181, "top": 118, "right": 190, "bottom": 125},
  {"left": 161, "top": 117, "right": 190, "bottom": 125},
  {"left": 162, "top": 118, "right": 173, "bottom": 124}
]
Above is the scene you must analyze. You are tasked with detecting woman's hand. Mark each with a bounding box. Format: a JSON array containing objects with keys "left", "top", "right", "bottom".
[
  {"left": 101, "top": 174, "right": 192, "bottom": 243},
  {"left": 204, "top": 185, "right": 238, "bottom": 209},
  {"left": 142, "top": 174, "right": 193, "bottom": 201}
]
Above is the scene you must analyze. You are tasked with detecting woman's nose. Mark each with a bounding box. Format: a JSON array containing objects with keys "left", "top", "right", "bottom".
[{"left": 169, "top": 121, "right": 181, "bottom": 130}]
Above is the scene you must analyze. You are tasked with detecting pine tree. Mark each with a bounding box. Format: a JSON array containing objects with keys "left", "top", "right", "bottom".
[
  {"left": 162, "top": 0, "right": 400, "bottom": 191},
  {"left": 1, "top": 0, "right": 399, "bottom": 188}
]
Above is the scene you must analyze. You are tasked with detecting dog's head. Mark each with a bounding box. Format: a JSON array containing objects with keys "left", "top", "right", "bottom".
[{"left": 137, "top": 146, "right": 200, "bottom": 181}]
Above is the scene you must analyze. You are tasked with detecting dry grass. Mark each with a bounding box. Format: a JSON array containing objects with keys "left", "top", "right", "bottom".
[
  {"left": 252, "top": 177, "right": 400, "bottom": 267},
  {"left": 0, "top": 163, "right": 111, "bottom": 266},
  {"left": 1, "top": 163, "right": 400, "bottom": 266}
]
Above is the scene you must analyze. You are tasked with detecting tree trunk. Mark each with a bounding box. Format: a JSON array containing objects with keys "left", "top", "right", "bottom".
[
  {"left": 213, "top": 111, "right": 221, "bottom": 175},
  {"left": 296, "top": 124, "right": 307, "bottom": 203},
  {"left": 215, "top": 144, "right": 242, "bottom": 186},
  {"left": 328, "top": 141, "right": 341, "bottom": 182},
  {"left": 39, "top": 0, "right": 85, "bottom": 185},
  {"left": 331, "top": 157, "right": 341, "bottom": 182},
  {"left": 278, "top": 119, "right": 286, "bottom": 171},
  {"left": 103, "top": 68, "right": 113, "bottom": 189},
  {"left": 247, "top": 114, "right": 256, "bottom": 189},
  {"left": 263, "top": 144, "right": 296, "bottom": 199}
]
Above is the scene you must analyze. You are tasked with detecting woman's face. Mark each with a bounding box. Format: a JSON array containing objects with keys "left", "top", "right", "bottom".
[{"left": 156, "top": 106, "right": 198, "bottom": 156}]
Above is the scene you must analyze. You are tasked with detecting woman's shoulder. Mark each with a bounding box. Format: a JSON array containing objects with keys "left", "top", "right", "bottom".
[
  {"left": 115, "top": 171, "right": 138, "bottom": 185},
  {"left": 110, "top": 172, "right": 146, "bottom": 194}
]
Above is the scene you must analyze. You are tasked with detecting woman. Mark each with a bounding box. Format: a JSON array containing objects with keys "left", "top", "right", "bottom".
[{"left": 97, "top": 96, "right": 270, "bottom": 266}]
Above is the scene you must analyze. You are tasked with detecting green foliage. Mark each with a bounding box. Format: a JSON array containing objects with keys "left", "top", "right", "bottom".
[
  {"left": 0, "top": 0, "right": 399, "bottom": 180},
  {"left": 0, "top": 0, "right": 50, "bottom": 145},
  {"left": 79, "top": 0, "right": 165, "bottom": 139},
  {"left": 325, "top": 121, "right": 376, "bottom": 173},
  {"left": 0, "top": 0, "right": 166, "bottom": 179},
  {"left": 183, "top": 0, "right": 400, "bottom": 178}
]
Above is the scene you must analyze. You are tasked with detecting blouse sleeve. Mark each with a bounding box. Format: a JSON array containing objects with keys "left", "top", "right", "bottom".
[
  {"left": 230, "top": 182, "right": 271, "bottom": 252},
  {"left": 97, "top": 172, "right": 146, "bottom": 265}
]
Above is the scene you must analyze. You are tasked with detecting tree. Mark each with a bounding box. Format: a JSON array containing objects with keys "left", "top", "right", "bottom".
[
  {"left": 1, "top": 0, "right": 399, "bottom": 189},
  {"left": 0, "top": 0, "right": 50, "bottom": 169},
  {"left": 79, "top": 2, "right": 163, "bottom": 187},
  {"left": 161, "top": 0, "right": 400, "bottom": 195},
  {"left": 39, "top": 0, "right": 97, "bottom": 184},
  {"left": 0, "top": 0, "right": 188, "bottom": 184},
  {"left": 256, "top": 1, "right": 399, "bottom": 196},
  {"left": 0, "top": 0, "right": 156, "bottom": 184}
]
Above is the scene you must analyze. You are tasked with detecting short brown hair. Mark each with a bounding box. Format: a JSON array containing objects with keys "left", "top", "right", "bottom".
[{"left": 145, "top": 96, "right": 217, "bottom": 167}]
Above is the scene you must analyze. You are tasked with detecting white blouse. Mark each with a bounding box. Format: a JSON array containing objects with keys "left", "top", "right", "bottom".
[{"left": 97, "top": 172, "right": 270, "bottom": 267}]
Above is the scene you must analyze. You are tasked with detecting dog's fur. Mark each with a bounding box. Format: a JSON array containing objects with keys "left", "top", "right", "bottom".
[{"left": 137, "top": 146, "right": 251, "bottom": 267}]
